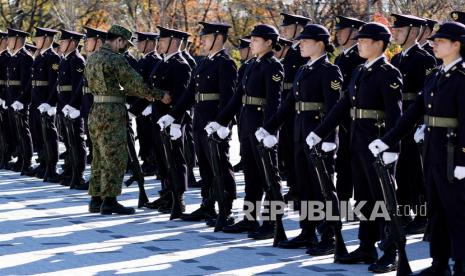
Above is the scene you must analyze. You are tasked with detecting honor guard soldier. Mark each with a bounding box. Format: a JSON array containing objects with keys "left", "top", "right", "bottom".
[
  {"left": 5, "top": 28, "right": 34, "bottom": 175},
  {"left": 132, "top": 31, "right": 161, "bottom": 176},
  {"left": 85, "top": 25, "right": 166, "bottom": 215},
  {"left": 278, "top": 13, "right": 311, "bottom": 202},
  {"left": 257, "top": 24, "right": 343, "bottom": 254},
  {"left": 231, "top": 36, "right": 254, "bottom": 173},
  {"left": 390, "top": 13, "right": 437, "bottom": 234},
  {"left": 146, "top": 26, "right": 192, "bottom": 216},
  {"left": 55, "top": 29, "right": 87, "bottom": 190},
  {"left": 369, "top": 22, "right": 465, "bottom": 276},
  {"left": 160, "top": 22, "right": 238, "bottom": 228},
  {"left": 0, "top": 31, "right": 11, "bottom": 167},
  {"left": 0, "top": 31, "right": 13, "bottom": 169},
  {"left": 206, "top": 24, "right": 284, "bottom": 238},
  {"left": 307, "top": 23, "right": 403, "bottom": 273},
  {"left": 29, "top": 27, "right": 61, "bottom": 182},
  {"left": 419, "top": 18, "right": 439, "bottom": 60},
  {"left": 25, "top": 43, "right": 38, "bottom": 56},
  {"left": 181, "top": 38, "right": 197, "bottom": 69},
  {"left": 333, "top": 16, "right": 366, "bottom": 204},
  {"left": 81, "top": 26, "right": 107, "bottom": 165}
]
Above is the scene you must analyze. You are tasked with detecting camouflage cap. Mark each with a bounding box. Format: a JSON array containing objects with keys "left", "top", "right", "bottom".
[{"left": 107, "top": 25, "right": 132, "bottom": 41}]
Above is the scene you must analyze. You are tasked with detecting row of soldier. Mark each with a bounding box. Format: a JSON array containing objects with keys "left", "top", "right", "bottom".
[{"left": 2, "top": 10, "right": 465, "bottom": 276}]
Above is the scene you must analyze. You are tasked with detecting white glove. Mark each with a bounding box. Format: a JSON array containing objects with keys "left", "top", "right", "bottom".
[
  {"left": 368, "top": 139, "right": 389, "bottom": 156},
  {"left": 414, "top": 124, "right": 426, "bottom": 143},
  {"left": 217, "top": 126, "right": 230, "bottom": 139},
  {"left": 12, "top": 101, "right": 24, "bottom": 111},
  {"left": 125, "top": 103, "right": 130, "bottom": 110},
  {"left": 128, "top": 111, "right": 136, "bottom": 119},
  {"left": 37, "top": 103, "right": 51, "bottom": 113},
  {"left": 62, "top": 104, "right": 72, "bottom": 116},
  {"left": 382, "top": 152, "right": 398, "bottom": 165},
  {"left": 205, "top": 121, "right": 221, "bottom": 136},
  {"left": 306, "top": 132, "right": 322, "bottom": 149},
  {"left": 0, "top": 99, "right": 7, "bottom": 110},
  {"left": 47, "top": 107, "right": 57, "bottom": 116},
  {"left": 142, "top": 105, "right": 152, "bottom": 116},
  {"left": 169, "top": 123, "right": 182, "bottom": 140},
  {"left": 321, "top": 142, "right": 337, "bottom": 153},
  {"left": 158, "top": 114, "right": 175, "bottom": 130},
  {"left": 263, "top": 135, "right": 278, "bottom": 148},
  {"left": 255, "top": 127, "right": 270, "bottom": 142},
  {"left": 454, "top": 166, "right": 465, "bottom": 180},
  {"left": 69, "top": 108, "right": 80, "bottom": 119}
]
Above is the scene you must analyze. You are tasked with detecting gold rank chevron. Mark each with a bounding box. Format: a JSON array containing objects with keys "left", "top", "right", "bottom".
[
  {"left": 390, "top": 83, "right": 399, "bottom": 89},
  {"left": 330, "top": 80, "right": 341, "bottom": 90},
  {"left": 272, "top": 74, "right": 282, "bottom": 82}
]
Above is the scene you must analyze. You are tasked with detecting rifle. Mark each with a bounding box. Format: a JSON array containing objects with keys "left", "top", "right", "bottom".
[
  {"left": 40, "top": 113, "right": 52, "bottom": 164},
  {"left": 13, "top": 111, "right": 26, "bottom": 170},
  {"left": 159, "top": 129, "right": 183, "bottom": 220},
  {"left": 250, "top": 136, "right": 287, "bottom": 247},
  {"left": 63, "top": 116, "right": 81, "bottom": 188},
  {"left": 373, "top": 154, "right": 412, "bottom": 276},
  {"left": 208, "top": 135, "right": 227, "bottom": 232},
  {"left": 0, "top": 109, "right": 7, "bottom": 166},
  {"left": 125, "top": 129, "right": 149, "bottom": 208},
  {"left": 305, "top": 146, "right": 348, "bottom": 261}
]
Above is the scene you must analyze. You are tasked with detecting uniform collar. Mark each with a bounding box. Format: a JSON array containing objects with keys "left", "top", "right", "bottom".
[
  {"left": 208, "top": 48, "right": 224, "bottom": 60},
  {"left": 364, "top": 54, "right": 385, "bottom": 69},
  {"left": 343, "top": 44, "right": 357, "bottom": 55},
  {"left": 64, "top": 49, "right": 77, "bottom": 59},
  {"left": 40, "top": 46, "right": 52, "bottom": 56},
  {"left": 291, "top": 41, "right": 300, "bottom": 50},
  {"left": 144, "top": 50, "right": 159, "bottom": 58},
  {"left": 10, "top": 46, "right": 24, "bottom": 57},
  {"left": 401, "top": 43, "right": 418, "bottom": 57},
  {"left": 442, "top": 57, "right": 462, "bottom": 73},
  {"left": 306, "top": 54, "right": 327, "bottom": 67},
  {"left": 421, "top": 41, "right": 431, "bottom": 48},
  {"left": 256, "top": 51, "right": 274, "bottom": 62},
  {"left": 164, "top": 51, "right": 180, "bottom": 62}
]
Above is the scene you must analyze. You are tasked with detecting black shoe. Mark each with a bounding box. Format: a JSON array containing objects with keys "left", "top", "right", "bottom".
[
  {"left": 232, "top": 160, "right": 243, "bottom": 172},
  {"left": 10, "top": 161, "right": 22, "bottom": 172},
  {"left": 206, "top": 215, "right": 235, "bottom": 228},
  {"left": 89, "top": 196, "right": 103, "bottom": 213},
  {"left": 248, "top": 222, "right": 275, "bottom": 240},
  {"left": 307, "top": 238, "right": 335, "bottom": 256},
  {"left": 44, "top": 170, "right": 61, "bottom": 183},
  {"left": 144, "top": 196, "right": 170, "bottom": 210},
  {"left": 20, "top": 166, "right": 33, "bottom": 176},
  {"left": 25, "top": 165, "right": 44, "bottom": 177},
  {"left": 222, "top": 219, "right": 259, "bottom": 234},
  {"left": 100, "top": 197, "right": 135, "bottom": 215},
  {"left": 411, "top": 265, "right": 451, "bottom": 276},
  {"left": 158, "top": 200, "right": 186, "bottom": 214},
  {"left": 180, "top": 205, "right": 217, "bottom": 221},
  {"left": 407, "top": 216, "right": 428, "bottom": 235},
  {"left": 278, "top": 230, "right": 317, "bottom": 249},
  {"left": 60, "top": 177, "right": 71, "bottom": 186},
  {"left": 337, "top": 246, "right": 378, "bottom": 264},
  {"left": 368, "top": 249, "right": 397, "bottom": 273}
]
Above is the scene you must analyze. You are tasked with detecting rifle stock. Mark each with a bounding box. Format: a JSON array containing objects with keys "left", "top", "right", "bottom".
[{"left": 208, "top": 135, "right": 228, "bottom": 232}]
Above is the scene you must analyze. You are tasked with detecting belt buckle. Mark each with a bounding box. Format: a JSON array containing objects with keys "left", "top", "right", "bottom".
[{"left": 430, "top": 116, "right": 436, "bottom": 126}]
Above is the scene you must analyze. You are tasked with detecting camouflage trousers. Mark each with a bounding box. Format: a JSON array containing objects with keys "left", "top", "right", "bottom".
[{"left": 88, "top": 103, "right": 128, "bottom": 197}]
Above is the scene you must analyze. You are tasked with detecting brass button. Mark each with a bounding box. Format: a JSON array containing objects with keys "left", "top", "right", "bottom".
[
  {"left": 352, "top": 96, "right": 356, "bottom": 100},
  {"left": 315, "top": 116, "right": 319, "bottom": 120},
  {"left": 431, "top": 93, "right": 434, "bottom": 97},
  {"left": 427, "top": 127, "right": 431, "bottom": 131},
  {"left": 428, "top": 104, "right": 432, "bottom": 108}
]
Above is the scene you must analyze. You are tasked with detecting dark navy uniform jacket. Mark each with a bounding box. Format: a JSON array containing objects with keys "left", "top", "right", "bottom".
[
  {"left": 334, "top": 45, "right": 366, "bottom": 92},
  {"left": 129, "top": 51, "right": 161, "bottom": 116},
  {"left": 264, "top": 55, "right": 342, "bottom": 143},
  {"left": 216, "top": 51, "right": 284, "bottom": 140},
  {"left": 391, "top": 43, "right": 436, "bottom": 110},
  {"left": 383, "top": 61, "right": 465, "bottom": 166},
  {"left": 0, "top": 50, "right": 10, "bottom": 101},
  {"left": 30, "top": 48, "right": 61, "bottom": 108},
  {"left": 149, "top": 52, "right": 191, "bottom": 121},
  {"left": 282, "top": 45, "right": 309, "bottom": 94},
  {"left": 170, "top": 49, "right": 237, "bottom": 132},
  {"left": 53, "top": 49, "right": 85, "bottom": 111},
  {"left": 314, "top": 56, "right": 403, "bottom": 152},
  {"left": 182, "top": 50, "right": 197, "bottom": 70},
  {"left": 6, "top": 48, "right": 33, "bottom": 106}
]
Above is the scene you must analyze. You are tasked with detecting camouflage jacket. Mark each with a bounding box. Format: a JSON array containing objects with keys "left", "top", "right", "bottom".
[{"left": 84, "top": 44, "right": 163, "bottom": 100}]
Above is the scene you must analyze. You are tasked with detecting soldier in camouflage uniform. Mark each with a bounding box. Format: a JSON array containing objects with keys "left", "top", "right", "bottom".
[{"left": 85, "top": 25, "right": 167, "bottom": 215}]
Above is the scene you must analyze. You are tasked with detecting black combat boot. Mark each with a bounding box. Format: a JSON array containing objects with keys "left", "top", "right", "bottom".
[
  {"left": 181, "top": 201, "right": 217, "bottom": 221},
  {"left": 144, "top": 191, "right": 170, "bottom": 209},
  {"left": 89, "top": 196, "right": 103, "bottom": 213},
  {"left": 337, "top": 243, "right": 378, "bottom": 264},
  {"left": 222, "top": 218, "right": 259, "bottom": 234},
  {"left": 248, "top": 221, "right": 275, "bottom": 240},
  {"left": 100, "top": 197, "right": 135, "bottom": 215},
  {"left": 368, "top": 245, "right": 398, "bottom": 273},
  {"left": 278, "top": 229, "right": 318, "bottom": 249},
  {"left": 44, "top": 165, "right": 61, "bottom": 183}
]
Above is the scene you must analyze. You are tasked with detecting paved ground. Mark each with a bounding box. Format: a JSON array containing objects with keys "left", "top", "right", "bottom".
[{"left": 0, "top": 127, "right": 432, "bottom": 275}]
